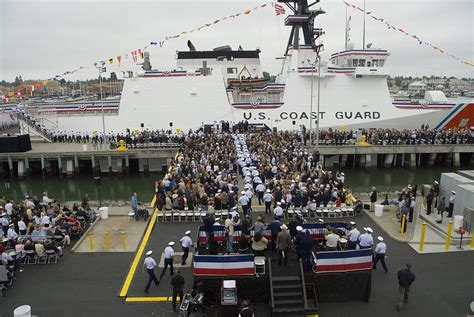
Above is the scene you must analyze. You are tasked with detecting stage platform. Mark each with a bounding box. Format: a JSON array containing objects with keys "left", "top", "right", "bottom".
[{"left": 0, "top": 134, "right": 31, "bottom": 152}]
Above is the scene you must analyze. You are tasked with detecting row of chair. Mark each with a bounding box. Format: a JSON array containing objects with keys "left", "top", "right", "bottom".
[
  {"left": 22, "top": 249, "right": 60, "bottom": 264},
  {"left": 157, "top": 210, "right": 225, "bottom": 223},
  {"left": 155, "top": 206, "right": 357, "bottom": 222},
  {"left": 285, "top": 207, "right": 357, "bottom": 219}
]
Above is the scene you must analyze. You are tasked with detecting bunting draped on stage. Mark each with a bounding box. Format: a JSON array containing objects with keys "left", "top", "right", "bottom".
[{"left": 343, "top": 1, "right": 474, "bottom": 67}]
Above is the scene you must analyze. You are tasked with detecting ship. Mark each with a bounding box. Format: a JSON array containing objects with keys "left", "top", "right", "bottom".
[{"left": 5, "top": 0, "right": 474, "bottom": 133}]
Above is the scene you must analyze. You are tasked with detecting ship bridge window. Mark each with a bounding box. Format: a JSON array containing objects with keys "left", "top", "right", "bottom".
[
  {"left": 267, "top": 92, "right": 281, "bottom": 103},
  {"left": 367, "top": 61, "right": 371, "bottom": 67},
  {"left": 358, "top": 59, "right": 366, "bottom": 67},
  {"left": 227, "top": 67, "right": 238, "bottom": 74},
  {"left": 372, "top": 60, "right": 378, "bottom": 67}
]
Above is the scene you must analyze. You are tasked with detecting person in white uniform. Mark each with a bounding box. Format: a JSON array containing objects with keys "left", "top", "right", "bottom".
[
  {"left": 180, "top": 230, "right": 193, "bottom": 265},
  {"left": 160, "top": 242, "right": 175, "bottom": 279},
  {"left": 358, "top": 227, "right": 374, "bottom": 249},
  {"left": 143, "top": 250, "right": 159, "bottom": 293},
  {"left": 372, "top": 236, "right": 388, "bottom": 273},
  {"left": 347, "top": 221, "right": 360, "bottom": 250}
]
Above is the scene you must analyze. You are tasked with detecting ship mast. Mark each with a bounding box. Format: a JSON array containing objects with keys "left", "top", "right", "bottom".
[
  {"left": 345, "top": 6, "right": 351, "bottom": 50},
  {"left": 280, "top": 0, "right": 325, "bottom": 56}
]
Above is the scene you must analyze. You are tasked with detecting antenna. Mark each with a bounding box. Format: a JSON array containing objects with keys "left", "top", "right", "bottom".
[{"left": 345, "top": 8, "right": 351, "bottom": 50}]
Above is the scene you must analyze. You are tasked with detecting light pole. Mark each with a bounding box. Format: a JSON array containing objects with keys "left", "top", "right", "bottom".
[
  {"left": 94, "top": 62, "right": 106, "bottom": 141},
  {"left": 309, "top": 57, "right": 315, "bottom": 145},
  {"left": 315, "top": 54, "right": 321, "bottom": 154},
  {"left": 363, "top": 0, "right": 366, "bottom": 49}
]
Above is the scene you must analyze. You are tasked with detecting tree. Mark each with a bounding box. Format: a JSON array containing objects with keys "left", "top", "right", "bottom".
[
  {"left": 14, "top": 76, "right": 21, "bottom": 86},
  {"left": 395, "top": 77, "right": 402, "bottom": 87}
]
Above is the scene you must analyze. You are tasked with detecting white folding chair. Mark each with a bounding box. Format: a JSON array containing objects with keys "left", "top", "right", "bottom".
[{"left": 194, "top": 212, "right": 201, "bottom": 222}]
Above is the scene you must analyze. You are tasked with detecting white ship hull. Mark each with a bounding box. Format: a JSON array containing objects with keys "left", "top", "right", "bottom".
[{"left": 42, "top": 72, "right": 472, "bottom": 133}]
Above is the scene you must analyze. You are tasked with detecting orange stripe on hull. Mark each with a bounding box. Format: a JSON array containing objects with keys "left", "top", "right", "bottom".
[{"left": 443, "top": 103, "right": 474, "bottom": 129}]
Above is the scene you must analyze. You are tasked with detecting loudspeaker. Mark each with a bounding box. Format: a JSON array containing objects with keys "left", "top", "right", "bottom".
[
  {"left": 169, "top": 122, "right": 173, "bottom": 127},
  {"left": 141, "top": 123, "right": 144, "bottom": 128},
  {"left": 292, "top": 120, "right": 296, "bottom": 125},
  {"left": 94, "top": 176, "right": 101, "bottom": 187}
]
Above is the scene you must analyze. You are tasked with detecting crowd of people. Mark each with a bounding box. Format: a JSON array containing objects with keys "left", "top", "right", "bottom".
[
  {"left": 0, "top": 192, "right": 93, "bottom": 291},
  {"left": 299, "top": 126, "right": 474, "bottom": 145},
  {"left": 50, "top": 129, "right": 185, "bottom": 148},
  {"left": 154, "top": 131, "right": 362, "bottom": 216}
]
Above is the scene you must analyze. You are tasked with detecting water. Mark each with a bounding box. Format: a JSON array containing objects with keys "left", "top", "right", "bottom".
[
  {"left": 1, "top": 173, "right": 164, "bottom": 203},
  {"left": 1, "top": 166, "right": 467, "bottom": 202}
]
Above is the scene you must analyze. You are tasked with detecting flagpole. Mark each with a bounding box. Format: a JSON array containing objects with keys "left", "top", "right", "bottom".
[{"left": 363, "top": 0, "right": 366, "bottom": 49}]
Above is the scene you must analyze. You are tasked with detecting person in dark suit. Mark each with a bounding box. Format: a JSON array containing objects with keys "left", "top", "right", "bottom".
[
  {"left": 397, "top": 264, "right": 416, "bottom": 311},
  {"left": 170, "top": 270, "right": 185, "bottom": 311}
]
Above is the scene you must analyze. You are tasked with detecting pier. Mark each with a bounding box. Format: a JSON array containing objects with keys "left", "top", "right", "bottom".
[
  {"left": 0, "top": 142, "right": 179, "bottom": 178},
  {"left": 307, "top": 144, "right": 474, "bottom": 169},
  {"left": 0, "top": 142, "right": 473, "bottom": 178}
]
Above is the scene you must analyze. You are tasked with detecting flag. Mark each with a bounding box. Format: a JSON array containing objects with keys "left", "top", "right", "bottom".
[
  {"left": 117, "top": 55, "right": 122, "bottom": 65},
  {"left": 274, "top": 3, "right": 285, "bottom": 15},
  {"left": 109, "top": 58, "right": 113, "bottom": 64},
  {"left": 131, "top": 51, "right": 137, "bottom": 63},
  {"left": 138, "top": 49, "right": 143, "bottom": 58},
  {"left": 244, "top": 9, "right": 251, "bottom": 15}
]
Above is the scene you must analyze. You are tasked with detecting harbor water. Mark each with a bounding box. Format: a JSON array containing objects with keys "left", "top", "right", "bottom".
[{"left": 1, "top": 166, "right": 467, "bottom": 203}]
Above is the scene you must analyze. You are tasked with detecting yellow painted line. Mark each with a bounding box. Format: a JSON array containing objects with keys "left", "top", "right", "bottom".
[
  {"left": 125, "top": 296, "right": 170, "bottom": 302},
  {"left": 119, "top": 208, "right": 158, "bottom": 297},
  {"left": 125, "top": 296, "right": 178, "bottom": 302},
  {"left": 149, "top": 195, "right": 156, "bottom": 209}
]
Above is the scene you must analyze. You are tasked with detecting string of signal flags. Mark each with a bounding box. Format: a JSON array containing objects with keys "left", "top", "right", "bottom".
[
  {"left": 343, "top": 1, "right": 473, "bottom": 67},
  {"left": 2, "top": 2, "right": 283, "bottom": 102},
  {"left": 46, "top": 2, "right": 279, "bottom": 81}
]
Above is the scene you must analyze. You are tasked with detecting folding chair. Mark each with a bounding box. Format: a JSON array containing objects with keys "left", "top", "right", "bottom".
[
  {"left": 334, "top": 209, "right": 342, "bottom": 218},
  {"left": 194, "top": 212, "right": 201, "bottom": 222},
  {"left": 341, "top": 208, "right": 348, "bottom": 217},
  {"left": 187, "top": 211, "right": 194, "bottom": 222},
  {"left": 316, "top": 208, "right": 323, "bottom": 218},
  {"left": 24, "top": 250, "right": 37, "bottom": 264},
  {"left": 287, "top": 209, "right": 294, "bottom": 220},
  {"left": 0, "top": 265, "right": 11, "bottom": 297},
  {"left": 165, "top": 211, "right": 172, "bottom": 222},
  {"left": 157, "top": 211, "right": 164, "bottom": 222},
  {"left": 179, "top": 211, "right": 187, "bottom": 222},
  {"left": 37, "top": 254, "right": 48, "bottom": 264},
  {"left": 322, "top": 209, "right": 329, "bottom": 218},
  {"left": 46, "top": 249, "right": 58, "bottom": 264},
  {"left": 348, "top": 208, "right": 355, "bottom": 217},
  {"left": 301, "top": 208, "right": 309, "bottom": 219},
  {"left": 172, "top": 211, "right": 180, "bottom": 222},
  {"left": 308, "top": 208, "right": 316, "bottom": 219}
]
